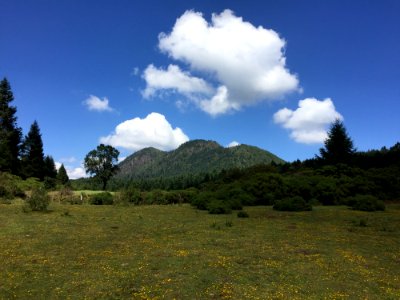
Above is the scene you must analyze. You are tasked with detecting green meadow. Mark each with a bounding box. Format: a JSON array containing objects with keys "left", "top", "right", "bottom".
[{"left": 1, "top": 202, "right": 399, "bottom": 299}]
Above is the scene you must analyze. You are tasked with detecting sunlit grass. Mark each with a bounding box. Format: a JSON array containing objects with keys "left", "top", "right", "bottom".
[{"left": 0, "top": 202, "right": 399, "bottom": 299}]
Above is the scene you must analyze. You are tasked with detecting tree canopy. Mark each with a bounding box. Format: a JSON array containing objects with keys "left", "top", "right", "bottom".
[
  {"left": 84, "top": 144, "right": 119, "bottom": 190},
  {"left": 0, "top": 78, "right": 22, "bottom": 174},
  {"left": 21, "top": 121, "right": 45, "bottom": 179},
  {"left": 57, "top": 164, "right": 69, "bottom": 185},
  {"left": 319, "top": 119, "right": 355, "bottom": 165}
]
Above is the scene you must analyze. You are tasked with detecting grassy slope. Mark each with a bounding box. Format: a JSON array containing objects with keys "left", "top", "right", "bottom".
[{"left": 0, "top": 203, "right": 399, "bottom": 299}]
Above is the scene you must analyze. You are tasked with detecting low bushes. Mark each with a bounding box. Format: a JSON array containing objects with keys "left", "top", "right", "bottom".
[
  {"left": 273, "top": 196, "right": 312, "bottom": 212},
  {"left": 346, "top": 194, "right": 385, "bottom": 211},
  {"left": 26, "top": 187, "right": 50, "bottom": 211},
  {"left": 90, "top": 192, "right": 114, "bottom": 205}
]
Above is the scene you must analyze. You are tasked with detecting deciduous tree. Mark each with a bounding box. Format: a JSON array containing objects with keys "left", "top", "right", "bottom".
[{"left": 84, "top": 144, "right": 119, "bottom": 190}]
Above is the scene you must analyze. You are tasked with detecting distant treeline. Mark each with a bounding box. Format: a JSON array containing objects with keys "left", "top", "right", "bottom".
[{"left": 72, "top": 141, "right": 400, "bottom": 203}]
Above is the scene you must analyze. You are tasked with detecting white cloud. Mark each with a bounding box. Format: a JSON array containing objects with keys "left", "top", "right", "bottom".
[
  {"left": 67, "top": 167, "right": 87, "bottom": 180},
  {"left": 227, "top": 141, "right": 240, "bottom": 148},
  {"left": 142, "top": 9, "right": 300, "bottom": 116},
  {"left": 142, "top": 64, "right": 213, "bottom": 98},
  {"left": 55, "top": 161, "right": 87, "bottom": 179},
  {"left": 273, "top": 98, "right": 343, "bottom": 144},
  {"left": 83, "top": 95, "right": 113, "bottom": 112},
  {"left": 100, "top": 112, "right": 189, "bottom": 151}
]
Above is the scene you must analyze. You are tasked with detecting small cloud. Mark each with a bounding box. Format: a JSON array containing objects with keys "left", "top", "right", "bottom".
[
  {"left": 132, "top": 67, "right": 140, "bottom": 76},
  {"left": 274, "top": 98, "right": 343, "bottom": 144},
  {"left": 67, "top": 167, "right": 87, "bottom": 179},
  {"left": 55, "top": 161, "right": 87, "bottom": 179},
  {"left": 100, "top": 112, "right": 189, "bottom": 151},
  {"left": 142, "top": 64, "right": 213, "bottom": 98},
  {"left": 227, "top": 141, "right": 240, "bottom": 148},
  {"left": 59, "top": 157, "right": 77, "bottom": 164},
  {"left": 83, "top": 95, "right": 114, "bottom": 112}
]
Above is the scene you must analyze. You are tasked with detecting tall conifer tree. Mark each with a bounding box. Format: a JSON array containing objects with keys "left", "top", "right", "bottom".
[
  {"left": 57, "top": 164, "right": 69, "bottom": 185},
  {"left": 319, "top": 119, "right": 355, "bottom": 165},
  {"left": 0, "top": 78, "right": 22, "bottom": 174},
  {"left": 21, "top": 121, "right": 45, "bottom": 179}
]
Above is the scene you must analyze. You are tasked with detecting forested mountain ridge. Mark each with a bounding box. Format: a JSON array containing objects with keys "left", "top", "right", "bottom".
[{"left": 116, "top": 140, "right": 284, "bottom": 180}]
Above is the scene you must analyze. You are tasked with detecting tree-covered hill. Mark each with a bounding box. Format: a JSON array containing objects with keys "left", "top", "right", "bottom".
[{"left": 115, "top": 140, "right": 284, "bottom": 180}]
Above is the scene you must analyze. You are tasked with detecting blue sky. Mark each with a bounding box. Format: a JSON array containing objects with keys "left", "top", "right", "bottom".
[{"left": 1, "top": 0, "right": 399, "bottom": 178}]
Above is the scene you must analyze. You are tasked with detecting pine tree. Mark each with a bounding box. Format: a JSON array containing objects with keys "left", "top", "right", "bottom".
[
  {"left": 57, "top": 164, "right": 69, "bottom": 185},
  {"left": 21, "top": 121, "right": 45, "bottom": 179},
  {"left": 319, "top": 119, "right": 355, "bottom": 165},
  {"left": 0, "top": 78, "right": 22, "bottom": 174},
  {"left": 44, "top": 155, "right": 57, "bottom": 178}
]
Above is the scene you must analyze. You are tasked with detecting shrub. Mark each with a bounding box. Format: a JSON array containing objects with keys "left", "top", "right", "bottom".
[
  {"left": 26, "top": 187, "right": 50, "bottom": 211},
  {"left": 237, "top": 211, "right": 249, "bottom": 218},
  {"left": 207, "top": 200, "right": 231, "bottom": 214},
  {"left": 348, "top": 194, "right": 385, "bottom": 212},
  {"left": 273, "top": 196, "right": 312, "bottom": 212},
  {"left": 226, "top": 198, "right": 243, "bottom": 210},
  {"left": 118, "top": 187, "right": 142, "bottom": 205},
  {"left": 90, "top": 192, "right": 114, "bottom": 205},
  {"left": 191, "top": 192, "right": 213, "bottom": 210}
]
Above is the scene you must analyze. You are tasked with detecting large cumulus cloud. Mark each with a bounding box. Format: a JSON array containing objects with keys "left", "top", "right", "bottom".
[{"left": 143, "top": 9, "right": 300, "bottom": 116}]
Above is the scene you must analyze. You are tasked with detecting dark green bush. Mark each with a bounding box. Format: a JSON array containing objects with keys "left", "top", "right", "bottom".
[
  {"left": 207, "top": 200, "right": 231, "bottom": 214},
  {"left": 90, "top": 192, "right": 114, "bottom": 205},
  {"left": 191, "top": 192, "right": 213, "bottom": 210},
  {"left": 237, "top": 211, "right": 249, "bottom": 218},
  {"left": 26, "top": 187, "right": 50, "bottom": 211},
  {"left": 348, "top": 195, "right": 385, "bottom": 211},
  {"left": 273, "top": 196, "right": 312, "bottom": 212},
  {"left": 118, "top": 187, "right": 142, "bottom": 204}
]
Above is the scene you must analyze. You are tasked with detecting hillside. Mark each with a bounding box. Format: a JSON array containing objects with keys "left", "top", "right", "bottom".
[{"left": 116, "top": 140, "right": 284, "bottom": 180}]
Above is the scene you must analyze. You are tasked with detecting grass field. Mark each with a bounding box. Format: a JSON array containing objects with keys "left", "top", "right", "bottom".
[{"left": 0, "top": 202, "right": 399, "bottom": 299}]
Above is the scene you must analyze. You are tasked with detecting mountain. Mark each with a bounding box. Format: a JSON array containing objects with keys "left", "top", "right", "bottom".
[{"left": 116, "top": 140, "right": 284, "bottom": 180}]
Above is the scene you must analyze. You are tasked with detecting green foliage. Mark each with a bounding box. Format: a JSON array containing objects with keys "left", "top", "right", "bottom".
[
  {"left": 0, "top": 78, "right": 22, "bottom": 175},
  {"left": 273, "top": 196, "right": 312, "bottom": 212},
  {"left": 207, "top": 200, "right": 232, "bottom": 214},
  {"left": 319, "top": 120, "right": 355, "bottom": 165},
  {"left": 43, "top": 176, "right": 57, "bottom": 190},
  {"left": 57, "top": 164, "right": 69, "bottom": 185},
  {"left": 347, "top": 195, "right": 385, "bottom": 212},
  {"left": 26, "top": 187, "right": 50, "bottom": 211},
  {"left": 84, "top": 144, "right": 119, "bottom": 190},
  {"left": 116, "top": 140, "right": 285, "bottom": 185},
  {"left": 0, "top": 172, "right": 25, "bottom": 200},
  {"left": 44, "top": 155, "right": 57, "bottom": 179},
  {"left": 117, "top": 187, "right": 142, "bottom": 205},
  {"left": 237, "top": 211, "right": 249, "bottom": 218},
  {"left": 191, "top": 192, "right": 213, "bottom": 210},
  {"left": 20, "top": 121, "right": 46, "bottom": 180},
  {"left": 90, "top": 192, "right": 114, "bottom": 205}
]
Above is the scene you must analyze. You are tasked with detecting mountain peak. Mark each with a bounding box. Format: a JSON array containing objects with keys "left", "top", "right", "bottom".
[{"left": 116, "top": 140, "right": 284, "bottom": 180}]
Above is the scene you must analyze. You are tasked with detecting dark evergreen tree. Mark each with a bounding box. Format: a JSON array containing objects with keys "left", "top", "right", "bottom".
[
  {"left": 57, "top": 164, "right": 69, "bottom": 185},
  {"left": 44, "top": 155, "right": 57, "bottom": 178},
  {"left": 21, "top": 121, "right": 45, "bottom": 179},
  {"left": 319, "top": 119, "right": 355, "bottom": 165},
  {"left": 0, "top": 78, "right": 22, "bottom": 174},
  {"left": 84, "top": 144, "right": 119, "bottom": 190}
]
